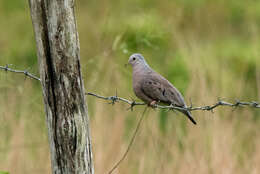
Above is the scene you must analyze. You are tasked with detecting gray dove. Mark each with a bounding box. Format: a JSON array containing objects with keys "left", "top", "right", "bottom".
[{"left": 128, "top": 53, "right": 196, "bottom": 125}]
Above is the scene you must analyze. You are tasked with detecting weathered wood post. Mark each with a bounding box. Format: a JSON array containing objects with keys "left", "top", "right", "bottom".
[{"left": 28, "top": 0, "right": 94, "bottom": 173}]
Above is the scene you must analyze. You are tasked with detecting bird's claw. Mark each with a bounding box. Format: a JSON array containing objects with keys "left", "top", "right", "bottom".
[{"left": 148, "top": 100, "right": 157, "bottom": 108}]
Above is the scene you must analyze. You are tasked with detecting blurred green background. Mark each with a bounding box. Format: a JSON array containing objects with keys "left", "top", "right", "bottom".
[{"left": 0, "top": 0, "right": 260, "bottom": 173}]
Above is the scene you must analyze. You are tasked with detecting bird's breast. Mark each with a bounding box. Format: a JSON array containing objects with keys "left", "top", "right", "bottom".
[{"left": 132, "top": 68, "right": 144, "bottom": 93}]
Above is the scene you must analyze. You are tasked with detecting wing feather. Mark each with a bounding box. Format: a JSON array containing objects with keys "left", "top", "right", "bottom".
[{"left": 141, "top": 72, "right": 186, "bottom": 107}]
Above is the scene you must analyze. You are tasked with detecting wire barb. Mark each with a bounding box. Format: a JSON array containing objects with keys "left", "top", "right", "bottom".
[
  {"left": 0, "top": 64, "right": 41, "bottom": 81},
  {"left": 1, "top": 65, "right": 259, "bottom": 111},
  {"left": 86, "top": 92, "right": 260, "bottom": 112},
  {"left": 127, "top": 100, "right": 137, "bottom": 111}
]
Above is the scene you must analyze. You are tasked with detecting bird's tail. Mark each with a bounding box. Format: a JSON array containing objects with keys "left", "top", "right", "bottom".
[{"left": 181, "top": 110, "right": 197, "bottom": 125}]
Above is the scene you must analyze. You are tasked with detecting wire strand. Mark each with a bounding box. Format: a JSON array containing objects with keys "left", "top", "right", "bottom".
[{"left": 108, "top": 106, "right": 149, "bottom": 174}]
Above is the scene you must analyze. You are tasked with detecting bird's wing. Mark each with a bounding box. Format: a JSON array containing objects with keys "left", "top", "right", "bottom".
[{"left": 141, "top": 72, "right": 186, "bottom": 107}]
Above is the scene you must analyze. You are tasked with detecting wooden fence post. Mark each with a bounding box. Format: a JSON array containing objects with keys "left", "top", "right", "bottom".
[{"left": 28, "top": 0, "right": 94, "bottom": 173}]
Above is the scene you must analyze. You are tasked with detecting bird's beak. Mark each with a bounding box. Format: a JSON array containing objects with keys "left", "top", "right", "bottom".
[{"left": 124, "top": 62, "right": 129, "bottom": 68}]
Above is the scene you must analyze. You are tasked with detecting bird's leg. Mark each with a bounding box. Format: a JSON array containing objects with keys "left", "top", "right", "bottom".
[{"left": 148, "top": 100, "right": 157, "bottom": 108}]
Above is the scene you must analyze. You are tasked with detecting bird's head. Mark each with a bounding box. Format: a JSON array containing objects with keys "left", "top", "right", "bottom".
[{"left": 127, "top": 53, "right": 148, "bottom": 67}]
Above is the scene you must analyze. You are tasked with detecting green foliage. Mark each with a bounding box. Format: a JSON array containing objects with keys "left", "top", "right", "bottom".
[
  {"left": 216, "top": 38, "right": 259, "bottom": 98},
  {"left": 176, "top": 0, "right": 207, "bottom": 9},
  {"left": 1, "top": 0, "right": 26, "bottom": 14},
  {"left": 166, "top": 53, "right": 190, "bottom": 94},
  {"left": 124, "top": 112, "right": 138, "bottom": 139},
  {"left": 1, "top": 0, "right": 260, "bottom": 173},
  {"left": 158, "top": 110, "right": 168, "bottom": 134},
  {"left": 175, "top": 118, "right": 188, "bottom": 152},
  {"left": 0, "top": 171, "right": 9, "bottom": 174},
  {"left": 105, "top": 13, "right": 170, "bottom": 54},
  {"left": 120, "top": 14, "right": 169, "bottom": 53}
]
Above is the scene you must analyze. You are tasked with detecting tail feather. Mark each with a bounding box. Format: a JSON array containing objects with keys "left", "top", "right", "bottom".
[{"left": 181, "top": 110, "right": 197, "bottom": 125}]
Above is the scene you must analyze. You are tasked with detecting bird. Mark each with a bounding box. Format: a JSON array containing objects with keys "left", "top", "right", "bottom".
[{"left": 128, "top": 53, "right": 196, "bottom": 125}]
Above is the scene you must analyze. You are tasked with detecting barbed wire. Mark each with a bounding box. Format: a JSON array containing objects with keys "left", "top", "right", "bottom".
[
  {"left": 1, "top": 64, "right": 260, "bottom": 174},
  {"left": 0, "top": 64, "right": 41, "bottom": 81},
  {"left": 86, "top": 92, "right": 260, "bottom": 112},
  {"left": 1, "top": 65, "right": 259, "bottom": 111}
]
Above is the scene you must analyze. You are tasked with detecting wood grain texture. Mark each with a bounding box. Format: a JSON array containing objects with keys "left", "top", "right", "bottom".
[{"left": 28, "top": 0, "right": 94, "bottom": 173}]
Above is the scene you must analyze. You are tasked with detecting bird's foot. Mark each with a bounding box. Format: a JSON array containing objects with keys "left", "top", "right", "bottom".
[{"left": 148, "top": 100, "right": 157, "bottom": 108}]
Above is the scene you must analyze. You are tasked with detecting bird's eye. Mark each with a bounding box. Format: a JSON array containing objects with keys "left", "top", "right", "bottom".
[{"left": 133, "top": 57, "right": 136, "bottom": 61}]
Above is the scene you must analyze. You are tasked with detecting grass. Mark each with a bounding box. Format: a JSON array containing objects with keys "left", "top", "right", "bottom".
[{"left": 0, "top": 0, "right": 259, "bottom": 173}]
